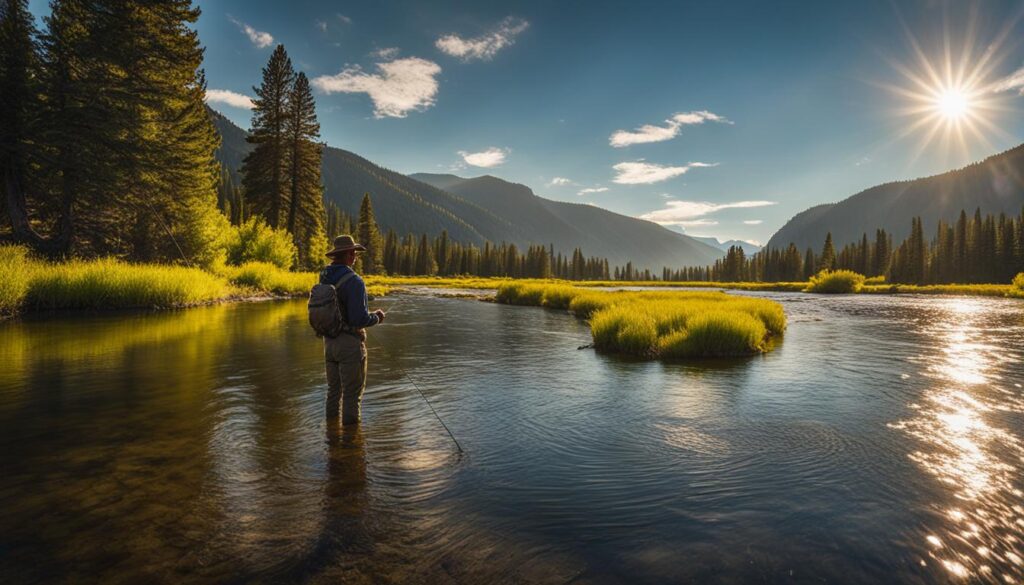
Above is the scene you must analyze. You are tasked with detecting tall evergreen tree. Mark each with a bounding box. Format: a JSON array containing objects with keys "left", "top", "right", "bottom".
[
  {"left": 283, "top": 71, "right": 325, "bottom": 268},
  {"left": 355, "top": 193, "right": 384, "bottom": 274},
  {"left": 819, "top": 232, "right": 836, "bottom": 271},
  {"left": 242, "top": 44, "right": 293, "bottom": 229}
]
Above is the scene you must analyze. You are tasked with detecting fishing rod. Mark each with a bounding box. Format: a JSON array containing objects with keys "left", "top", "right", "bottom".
[{"left": 367, "top": 308, "right": 464, "bottom": 453}]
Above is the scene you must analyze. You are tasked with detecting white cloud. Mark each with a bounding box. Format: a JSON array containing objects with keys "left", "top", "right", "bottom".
[
  {"left": 205, "top": 89, "right": 255, "bottom": 109},
  {"left": 372, "top": 47, "right": 400, "bottom": 60},
  {"left": 609, "top": 110, "right": 731, "bottom": 147},
  {"left": 229, "top": 16, "right": 273, "bottom": 48},
  {"left": 547, "top": 177, "right": 572, "bottom": 187},
  {"left": 991, "top": 65, "right": 1024, "bottom": 94},
  {"left": 312, "top": 57, "right": 442, "bottom": 118},
  {"left": 458, "top": 147, "right": 508, "bottom": 168},
  {"left": 577, "top": 187, "right": 609, "bottom": 196},
  {"left": 337, "top": 14, "right": 352, "bottom": 24},
  {"left": 316, "top": 20, "right": 327, "bottom": 33},
  {"left": 743, "top": 220, "right": 764, "bottom": 225},
  {"left": 639, "top": 200, "right": 776, "bottom": 225},
  {"left": 612, "top": 161, "right": 717, "bottom": 185},
  {"left": 435, "top": 17, "right": 529, "bottom": 61},
  {"left": 677, "top": 219, "right": 719, "bottom": 227}
]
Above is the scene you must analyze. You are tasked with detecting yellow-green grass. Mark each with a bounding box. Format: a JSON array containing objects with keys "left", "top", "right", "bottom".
[
  {"left": 0, "top": 245, "right": 392, "bottom": 316},
  {"left": 26, "top": 258, "right": 231, "bottom": 310},
  {"left": 804, "top": 270, "right": 866, "bottom": 294},
  {"left": 862, "top": 283, "right": 1016, "bottom": 297},
  {"left": 213, "top": 261, "right": 316, "bottom": 295},
  {"left": 0, "top": 245, "right": 35, "bottom": 315},
  {"left": 495, "top": 282, "right": 786, "bottom": 359}
]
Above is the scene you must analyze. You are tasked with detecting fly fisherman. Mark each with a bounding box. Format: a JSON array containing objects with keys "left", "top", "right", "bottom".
[{"left": 317, "top": 235, "right": 386, "bottom": 425}]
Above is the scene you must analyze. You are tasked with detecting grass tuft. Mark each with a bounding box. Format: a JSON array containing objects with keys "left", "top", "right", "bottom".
[
  {"left": 805, "top": 270, "right": 866, "bottom": 294},
  {"left": 0, "top": 245, "right": 35, "bottom": 315},
  {"left": 213, "top": 261, "right": 315, "bottom": 295}
]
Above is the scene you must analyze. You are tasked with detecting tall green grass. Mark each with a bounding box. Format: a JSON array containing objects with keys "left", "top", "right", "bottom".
[
  {"left": 0, "top": 245, "right": 35, "bottom": 315},
  {"left": 213, "top": 261, "right": 315, "bottom": 295},
  {"left": 0, "top": 245, "right": 362, "bottom": 315},
  {"left": 26, "top": 258, "right": 230, "bottom": 310},
  {"left": 496, "top": 282, "right": 785, "bottom": 359},
  {"left": 805, "top": 270, "right": 866, "bottom": 294}
]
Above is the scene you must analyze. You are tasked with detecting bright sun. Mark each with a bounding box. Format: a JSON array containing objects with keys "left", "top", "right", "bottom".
[{"left": 935, "top": 88, "right": 971, "bottom": 120}]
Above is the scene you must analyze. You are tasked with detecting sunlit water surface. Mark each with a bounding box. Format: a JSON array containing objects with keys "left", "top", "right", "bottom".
[{"left": 1, "top": 291, "right": 1022, "bottom": 584}]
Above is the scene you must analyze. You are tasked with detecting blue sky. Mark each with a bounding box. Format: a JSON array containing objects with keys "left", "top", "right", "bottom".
[{"left": 29, "top": 0, "right": 1024, "bottom": 244}]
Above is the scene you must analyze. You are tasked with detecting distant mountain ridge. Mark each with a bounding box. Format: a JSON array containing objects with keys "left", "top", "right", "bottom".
[
  {"left": 210, "top": 108, "right": 724, "bottom": 269},
  {"left": 690, "top": 236, "right": 762, "bottom": 255},
  {"left": 410, "top": 173, "right": 724, "bottom": 269},
  {"left": 767, "top": 144, "right": 1024, "bottom": 251}
]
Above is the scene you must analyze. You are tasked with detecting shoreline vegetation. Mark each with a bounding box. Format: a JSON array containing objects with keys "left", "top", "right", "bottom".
[
  {"left": 494, "top": 283, "right": 786, "bottom": 359},
  {"left": 2, "top": 245, "right": 1022, "bottom": 319}
]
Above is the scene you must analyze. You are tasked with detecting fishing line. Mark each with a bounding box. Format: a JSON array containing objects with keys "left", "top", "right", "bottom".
[{"left": 368, "top": 332, "right": 464, "bottom": 454}]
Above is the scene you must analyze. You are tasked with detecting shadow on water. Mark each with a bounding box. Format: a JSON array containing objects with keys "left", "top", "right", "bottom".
[{"left": 1, "top": 292, "right": 1023, "bottom": 583}]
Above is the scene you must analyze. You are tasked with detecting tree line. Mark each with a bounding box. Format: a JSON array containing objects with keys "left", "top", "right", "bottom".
[
  {"left": 665, "top": 207, "right": 1024, "bottom": 284},
  {"left": 340, "top": 193, "right": 611, "bottom": 279}
]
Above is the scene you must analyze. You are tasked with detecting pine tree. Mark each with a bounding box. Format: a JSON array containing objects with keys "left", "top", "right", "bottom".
[
  {"left": 355, "top": 193, "right": 384, "bottom": 274},
  {"left": 283, "top": 71, "right": 325, "bottom": 268},
  {"left": 819, "top": 232, "right": 836, "bottom": 271},
  {"left": 242, "top": 44, "right": 293, "bottom": 229},
  {"left": 0, "top": 0, "right": 45, "bottom": 247}
]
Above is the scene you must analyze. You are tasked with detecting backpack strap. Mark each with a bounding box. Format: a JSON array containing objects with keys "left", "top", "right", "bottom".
[{"left": 334, "top": 271, "right": 357, "bottom": 288}]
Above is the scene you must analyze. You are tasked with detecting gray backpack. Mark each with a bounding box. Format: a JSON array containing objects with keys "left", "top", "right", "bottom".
[{"left": 308, "top": 272, "right": 357, "bottom": 338}]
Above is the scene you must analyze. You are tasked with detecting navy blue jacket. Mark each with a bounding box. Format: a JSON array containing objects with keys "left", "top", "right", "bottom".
[{"left": 318, "top": 264, "right": 379, "bottom": 328}]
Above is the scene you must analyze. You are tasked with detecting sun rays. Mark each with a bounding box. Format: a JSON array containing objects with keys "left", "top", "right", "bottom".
[{"left": 878, "top": 6, "right": 1023, "bottom": 166}]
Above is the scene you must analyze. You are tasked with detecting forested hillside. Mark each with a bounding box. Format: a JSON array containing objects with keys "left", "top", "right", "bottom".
[{"left": 767, "top": 144, "right": 1024, "bottom": 250}]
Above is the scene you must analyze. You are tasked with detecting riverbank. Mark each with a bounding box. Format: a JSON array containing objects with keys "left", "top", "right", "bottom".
[
  {"left": 0, "top": 245, "right": 390, "bottom": 317},
  {"left": 368, "top": 275, "right": 1024, "bottom": 299}
]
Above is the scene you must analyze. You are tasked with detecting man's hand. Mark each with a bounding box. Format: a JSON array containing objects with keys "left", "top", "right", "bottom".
[{"left": 374, "top": 309, "right": 386, "bottom": 323}]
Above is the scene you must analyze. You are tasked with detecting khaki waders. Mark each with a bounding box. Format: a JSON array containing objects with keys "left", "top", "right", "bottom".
[{"left": 324, "top": 331, "right": 367, "bottom": 425}]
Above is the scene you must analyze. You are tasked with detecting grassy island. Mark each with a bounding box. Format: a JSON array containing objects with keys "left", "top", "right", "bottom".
[{"left": 495, "top": 283, "right": 786, "bottom": 359}]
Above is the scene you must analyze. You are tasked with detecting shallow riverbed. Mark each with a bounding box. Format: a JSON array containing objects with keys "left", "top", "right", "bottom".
[{"left": 1, "top": 291, "right": 1023, "bottom": 583}]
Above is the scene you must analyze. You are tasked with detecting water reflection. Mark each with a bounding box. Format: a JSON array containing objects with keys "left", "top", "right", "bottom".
[{"left": 892, "top": 298, "right": 1024, "bottom": 582}]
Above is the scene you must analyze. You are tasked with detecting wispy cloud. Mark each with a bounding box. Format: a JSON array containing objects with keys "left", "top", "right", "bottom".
[
  {"left": 312, "top": 57, "right": 442, "bottom": 118},
  {"left": 991, "top": 65, "right": 1024, "bottom": 94},
  {"left": 315, "top": 20, "right": 327, "bottom": 33},
  {"left": 547, "top": 177, "right": 573, "bottom": 187},
  {"left": 612, "top": 161, "right": 717, "bottom": 185},
  {"left": 640, "top": 200, "right": 776, "bottom": 225},
  {"left": 458, "top": 147, "right": 509, "bottom": 168},
  {"left": 743, "top": 219, "right": 764, "bottom": 225},
  {"left": 228, "top": 16, "right": 273, "bottom": 48},
  {"left": 436, "top": 17, "right": 529, "bottom": 61},
  {"left": 609, "top": 110, "right": 731, "bottom": 148},
  {"left": 577, "top": 187, "right": 609, "bottom": 196},
  {"left": 677, "top": 219, "right": 719, "bottom": 227},
  {"left": 205, "top": 89, "right": 255, "bottom": 109},
  {"left": 372, "top": 47, "right": 400, "bottom": 60},
  {"left": 337, "top": 14, "right": 352, "bottom": 25}
]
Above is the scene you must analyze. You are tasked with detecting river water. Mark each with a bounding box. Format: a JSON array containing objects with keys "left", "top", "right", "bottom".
[{"left": 1, "top": 291, "right": 1023, "bottom": 584}]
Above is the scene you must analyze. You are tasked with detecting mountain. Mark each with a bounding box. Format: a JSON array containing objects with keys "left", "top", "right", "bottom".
[
  {"left": 690, "top": 236, "right": 762, "bottom": 255},
  {"left": 210, "top": 108, "right": 723, "bottom": 268},
  {"left": 767, "top": 144, "right": 1024, "bottom": 251},
  {"left": 211, "top": 108, "right": 512, "bottom": 245},
  {"left": 411, "top": 173, "right": 725, "bottom": 269}
]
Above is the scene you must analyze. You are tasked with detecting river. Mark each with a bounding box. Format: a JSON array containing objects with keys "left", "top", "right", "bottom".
[{"left": 1, "top": 291, "right": 1022, "bottom": 583}]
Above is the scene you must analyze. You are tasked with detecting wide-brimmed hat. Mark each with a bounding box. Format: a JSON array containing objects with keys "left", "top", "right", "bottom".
[{"left": 325, "top": 234, "right": 367, "bottom": 257}]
